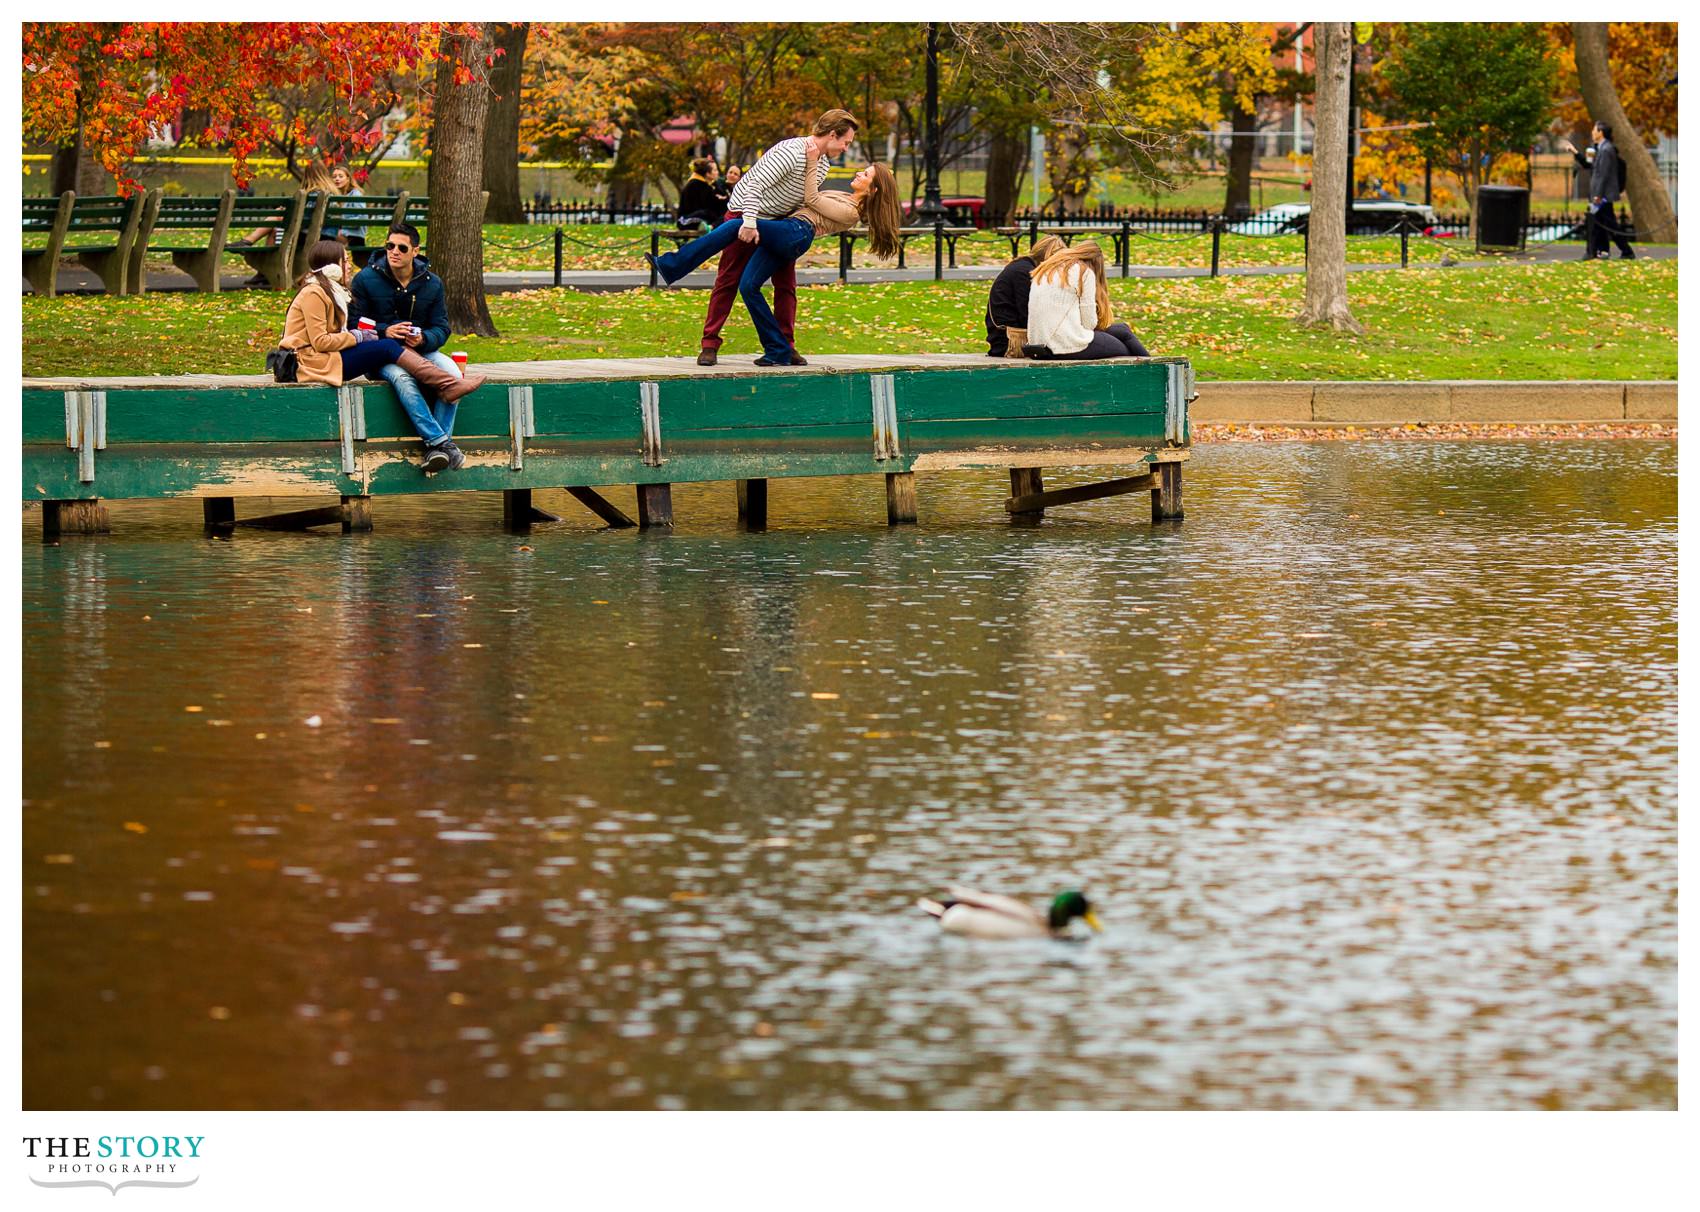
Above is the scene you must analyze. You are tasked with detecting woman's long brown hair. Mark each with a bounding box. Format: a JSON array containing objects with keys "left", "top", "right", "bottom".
[
  {"left": 296, "top": 239, "right": 350, "bottom": 327},
  {"left": 855, "top": 163, "right": 903, "bottom": 260},
  {"left": 1031, "top": 241, "right": 1114, "bottom": 329}
]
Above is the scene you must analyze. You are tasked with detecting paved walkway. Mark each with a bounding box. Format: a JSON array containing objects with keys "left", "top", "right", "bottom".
[{"left": 32, "top": 241, "right": 1673, "bottom": 296}]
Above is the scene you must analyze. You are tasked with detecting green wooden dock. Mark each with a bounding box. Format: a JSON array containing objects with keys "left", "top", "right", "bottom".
[{"left": 22, "top": 354, "right": 1193, "bottom": 537}]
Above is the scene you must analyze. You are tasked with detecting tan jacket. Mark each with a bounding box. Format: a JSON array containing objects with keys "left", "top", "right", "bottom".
[
  {"left": 281, "top": 281, "right": 356, "bottom": 386},
  {"left": 794, "top": 158, "right": 861, "bottom": 236}
]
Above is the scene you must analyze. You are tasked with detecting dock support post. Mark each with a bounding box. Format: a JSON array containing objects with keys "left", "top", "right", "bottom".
[
  {"left": 885, "top": 472, "right": 917, "bottom": 526},
  {"left": 342, "top": 494, "right": 373, "bottom": 533},
  {"left": 564, "top": 487, "right": 636, "bottom": 529},
  {"left": 1151, "top": 462, "right": 1183, "bottom": 522},
  {"left": 1009, "top": 468, "right": 1044, "bottom": 525},
  {"left": 501, "top": 489, "right": 561, "bottom": 532},
  {"left": 636, "top": 483, "right": 674, "bottom": 529},
  {"left": 42, "top": 499, "right": 110, "bottom": 540},
  {"left": 202, "top": 497, "right": 236, "bottom": 531},
  {"left": 737, "top": 478, "right": 768, "bottom": 530}
]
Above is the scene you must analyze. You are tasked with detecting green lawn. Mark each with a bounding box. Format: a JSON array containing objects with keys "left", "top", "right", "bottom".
[{"left": 21, "top": 258, "right": 1675, "bottom": 382}]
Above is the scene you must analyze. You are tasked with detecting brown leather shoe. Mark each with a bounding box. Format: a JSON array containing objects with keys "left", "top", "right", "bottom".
[
  {"left": 696, "top": 348, "right": 717, "bottom": 367},
  {"left": 788, "top": 352, "right": 808, "bottom": 366}
]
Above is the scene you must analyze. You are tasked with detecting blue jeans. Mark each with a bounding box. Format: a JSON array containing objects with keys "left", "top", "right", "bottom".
[
  {"left": 738, "top": 218, "right": 815, "bottom": 361},
  {"left": 371, "top": 350, "right": 461, "bottom": 446},
  {"left": 653, "top": 217, "right": 744, "bottom": 283}
]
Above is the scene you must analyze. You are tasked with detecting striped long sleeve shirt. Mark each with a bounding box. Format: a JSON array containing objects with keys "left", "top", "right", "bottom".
[{"left": 727, "top": 136, "right": 830, "bottom": 227}]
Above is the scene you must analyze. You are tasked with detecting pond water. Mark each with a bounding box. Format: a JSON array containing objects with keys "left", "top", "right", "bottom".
[{"left": 22, "top": 440, "right": 1676, "bottom": 1109}]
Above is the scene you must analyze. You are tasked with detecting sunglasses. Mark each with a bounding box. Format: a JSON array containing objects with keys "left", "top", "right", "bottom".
[{"left": 385, "top": 241, "right": 414, "bottom": 253}]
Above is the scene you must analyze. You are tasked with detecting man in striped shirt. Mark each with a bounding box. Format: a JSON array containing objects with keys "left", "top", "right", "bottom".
[{"left": 695, "top": 108, "right": 859, "bottom": 366}]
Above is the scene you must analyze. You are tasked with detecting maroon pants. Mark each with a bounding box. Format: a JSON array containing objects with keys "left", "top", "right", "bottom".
[{"left": 699, "top": 210, "right": 797, "bottom": 353}]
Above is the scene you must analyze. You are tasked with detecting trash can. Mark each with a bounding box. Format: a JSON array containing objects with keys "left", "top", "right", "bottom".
[{"left": 1476, "top": 184, "right": 1530, "bottom": 252}]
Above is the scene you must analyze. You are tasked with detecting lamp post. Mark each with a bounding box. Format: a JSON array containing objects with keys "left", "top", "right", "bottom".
[{"left": 917, "top": 22, "right": 948, "bottom": 224}]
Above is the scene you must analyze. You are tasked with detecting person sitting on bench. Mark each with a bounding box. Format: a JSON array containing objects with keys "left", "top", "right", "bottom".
[
  {"left": 677, "top": 157, "right": 725, "bottom": 230},
  {"left": 984, "top": 235, "right": 1066, "bottom": 357},
  {"left": 282, "top": 239, "right": 483, "bottom": 474},
  {"left": 1022, "top": 242, "right": 1150, "bottom": 361},
  {"left": 348, "top": 221, "right": 484, "bottom": 474}
]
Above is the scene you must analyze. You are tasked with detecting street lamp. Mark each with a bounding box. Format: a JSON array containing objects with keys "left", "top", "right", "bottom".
[{"left": 916, "top": 22, "right": 948, "bottom": 224}]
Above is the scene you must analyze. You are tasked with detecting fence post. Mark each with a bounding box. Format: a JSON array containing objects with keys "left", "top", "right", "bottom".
[
  {"left": 1029, "top": 217, "right": 1038, "bottom": 249},
  {"left": 1120, "top": 219, "right": 1130, "bottom": 277},
  {"left": 1400, "top": 220, "right": 1409, "bottom": 268},
  {"left": 649, "top": 229, "right": 659, "bottom": 288},
  {"left": 933, "top": 218, "right": 945, "bottom": 281},
  {"left": 1210, "top": 218, "right": 1222, "bottom": 278},
  {"left": 554, "top": 226, "right": 563, "bottom": 287},
  {"left": 839, "top": 232, "right": 849, "bottom": 283}
]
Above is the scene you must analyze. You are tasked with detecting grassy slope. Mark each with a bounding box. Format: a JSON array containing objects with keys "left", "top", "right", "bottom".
[{"left": 21, "top": 259, "right": 1675, "bottom": 382}]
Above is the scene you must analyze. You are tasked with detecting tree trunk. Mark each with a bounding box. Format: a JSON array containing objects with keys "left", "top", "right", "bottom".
[
  {"left": 1572, "top": 22, "right": 1677, "bottom": 244},
  {"left": 1297, "top": 23, "right": 1363, "bottom": 334},
  {"left": 983, "top": 127, "right": 1025, "bottom": 226},
  {"left": 1223, "top": 103, "right": 1258, "bottom": 218},
  {"left": 430, "top": 25, "right": 499, "bottom": 337},
  {"left": 481, "top": 22, "right": 529, "bottom": 223}
]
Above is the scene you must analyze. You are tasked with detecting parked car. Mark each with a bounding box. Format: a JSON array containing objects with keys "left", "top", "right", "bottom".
[
  {"left": 900, "top": 196, "right": 989, "bottom": 228},
  {"left": 1527, "top": 219, "right": 1588, "bottom": 243},
  {"left": 1226, "top": 200, "right": 1440, "bottom": 236}
]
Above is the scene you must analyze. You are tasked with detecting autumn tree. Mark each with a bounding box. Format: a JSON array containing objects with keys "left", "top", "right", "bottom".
[
  {"left": 481, "top": 22, "right": 530, "bottom": 222},
  {"left": 1380, "top": 22, "right": 1555, "bottom": 239},
  {"left": 1570, "top": 23, "right": 1677, "bottom": 244},
  {"left": 22, "top": 23, "right": 452, "bottom": 193},
  {"left": 1297, "top": 23, "right": 1362, "bottom": 334},
  {"left": 429, "top": 23, "right": 500, "bottom": 336},
  {"left": 1548, "top": 22, "right": 1677, "bottom": 142}
]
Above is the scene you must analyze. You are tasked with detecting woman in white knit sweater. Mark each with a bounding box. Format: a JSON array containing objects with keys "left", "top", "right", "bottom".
[{"left": 1022, "top": 242, "right": 1149, "bottom": 360}]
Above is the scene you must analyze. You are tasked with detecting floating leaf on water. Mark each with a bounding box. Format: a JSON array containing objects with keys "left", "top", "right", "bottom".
[
  {"left": 304, "top": 715, "right": 323, "bottom": 727},
  {"left": 123, "top": 822, "right": 147, "bottom": 834}
]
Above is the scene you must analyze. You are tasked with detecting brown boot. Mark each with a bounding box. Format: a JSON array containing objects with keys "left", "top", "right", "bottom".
[{"left": 396, "top": 349, "right": 485, "bottom": 405}]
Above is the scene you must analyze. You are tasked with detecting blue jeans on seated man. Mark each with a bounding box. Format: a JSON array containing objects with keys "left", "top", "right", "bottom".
[{"left": 371, "top": 350, "right": 462, "bottom": 447}]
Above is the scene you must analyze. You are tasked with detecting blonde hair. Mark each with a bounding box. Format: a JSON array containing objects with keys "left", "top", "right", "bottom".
[
  {"left": 1025, "top": 235, "right": 1067, "bottom": 266},
  {"left": 855, "top": 163, "right": 903, "bottom": 260},
  {"left": 1032, "top": 241, "right": 1113, "bottom": 330},
  {"left": 301, "top": 161, "right": 336, "bottom": 192}
]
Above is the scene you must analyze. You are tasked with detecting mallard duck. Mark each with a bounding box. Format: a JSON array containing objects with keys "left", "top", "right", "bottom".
[{"left": 917, "top": 886, "right": 1103, "bottom": 940}]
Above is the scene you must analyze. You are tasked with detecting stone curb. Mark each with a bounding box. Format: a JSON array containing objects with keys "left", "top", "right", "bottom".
[{"left": 1192, "top": 380, "right": 1677, "bottom": 425}]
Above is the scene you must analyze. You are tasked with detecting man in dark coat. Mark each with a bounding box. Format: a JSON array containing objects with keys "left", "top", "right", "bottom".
[
  {"left": 348, "top": 221, "right": 467, "bottom": 469},
  {"left": 1563, "top": 122, "right": 1635, "bottom": 260}
]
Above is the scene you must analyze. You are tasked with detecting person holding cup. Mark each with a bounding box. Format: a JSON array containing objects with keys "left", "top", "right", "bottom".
[{"left": 348, "top": 220, "right": 485, "bottom": 473}]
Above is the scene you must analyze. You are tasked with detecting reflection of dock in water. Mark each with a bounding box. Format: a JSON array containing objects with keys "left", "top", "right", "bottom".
[{"left": 24, "top": 353, "right": 1193, "bottom": 538}]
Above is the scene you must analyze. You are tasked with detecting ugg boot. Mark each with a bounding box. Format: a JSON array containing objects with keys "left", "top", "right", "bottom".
[{"left": 396, "top": 349, "right": 485, "bottom": 405}]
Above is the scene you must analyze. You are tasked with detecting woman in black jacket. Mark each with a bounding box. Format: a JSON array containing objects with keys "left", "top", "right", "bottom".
[
  {"left": 985, "top": 235, "right": 1066, "bottom": 356},
  {"left": 677, "top": 158, "right": 725, "bottom": 230}
]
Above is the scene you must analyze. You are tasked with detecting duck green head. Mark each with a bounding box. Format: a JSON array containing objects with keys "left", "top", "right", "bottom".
[{"left": 1049, "top": 890, "right": 1103, "bottom": 933}]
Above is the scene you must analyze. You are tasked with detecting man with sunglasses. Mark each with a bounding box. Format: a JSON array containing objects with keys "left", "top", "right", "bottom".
[{"left": 349, "top": 221, "right": 467, "bottom": 472}]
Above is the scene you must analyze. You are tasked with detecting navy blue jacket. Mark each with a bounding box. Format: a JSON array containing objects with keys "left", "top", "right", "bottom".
[{"left": 348, "top": 254, "right": 451, "bottom": 355}]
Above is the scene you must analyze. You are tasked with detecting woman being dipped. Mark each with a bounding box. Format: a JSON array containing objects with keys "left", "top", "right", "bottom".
[
  {"left": 280, "top": 241, "right": 483, "bottom": 464},
  {"left": 650, "top": 147, "right": 901, "bottom": 366},
  {"left": 1023, "top": 241, "right": 1151, "bottom": 361}
]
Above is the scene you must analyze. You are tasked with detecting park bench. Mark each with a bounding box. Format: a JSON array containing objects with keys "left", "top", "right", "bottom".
[
  {"left": 226, "top": 190, "right": 319, "bottom": 288},
  {"left": 994, "top": 225, "right": 1133, "bottom": 263},
  {"left": 22, "top": 191, "right": 147, "bottom": 297},
  {"left": 131, "top": 189, "right": 235, "bottom": 294},
  {"left": 305, "top": 193, "right": 410, "bottom": 264},
  {"left": 646, "top": 222, "right": 981, "bottom": 285},
  {"left": 24, "top": 354, "right": 1193, "bottom": 538}
]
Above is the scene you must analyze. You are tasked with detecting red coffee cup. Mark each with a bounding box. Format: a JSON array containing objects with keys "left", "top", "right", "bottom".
[
  {"left": 357, "top": 317, "right": 376, "bottom": 333},
  {"left": 451, "top": 351, "right": 468, "bottom": 369}
]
